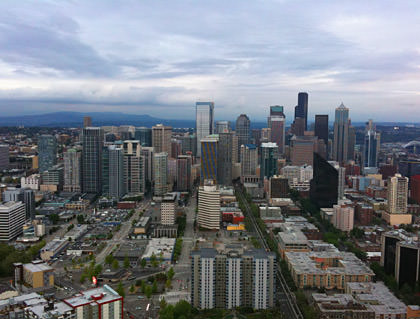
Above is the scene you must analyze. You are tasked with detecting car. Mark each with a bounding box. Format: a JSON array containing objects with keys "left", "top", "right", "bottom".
[
  {"left": 137, "top": 296, "right": 144, "bottom": 299},
  {"left": 135, "top": 307, "right": 142, "bottom": 310}
]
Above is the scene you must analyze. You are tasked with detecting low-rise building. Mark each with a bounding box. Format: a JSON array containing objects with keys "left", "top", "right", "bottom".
[
  {"left": 285, "top": 251, "right": 374, "bottom": 290},
  {"left": 40, "top": 239, "right": 69, "bottom": 261},
  {"left": 14, "top": 260, "right": 54, "bottom": 289},
  {"left": 313, "top": 293, "right": 375, "bottom": 319},
  {"left": 133, "top": 216, "right": 151, "bottom": 235},
  {"left": 142, "top": 238, "right": 176, "bottom": 263}
]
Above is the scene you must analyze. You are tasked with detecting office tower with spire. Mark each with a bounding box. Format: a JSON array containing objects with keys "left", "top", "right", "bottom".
[
  {"left": 152, "top": 124, "right": 172, "bottom": 155},
  {"left": 63, "top": 149, "right": 81, "bottom": 192},
  {"left": 268, "top": 106, "right": 286, "bottom": 154},
  {"left": 38, "top": 135, "right": 57, "bottom": 172},
  {"left": 82, "top": 127, "right": 104, "bottom": 194},
  {"left": 196, "top": 102, "right": 215, "bottom": 156},
  {"left": 363, "top": 120, "right": 380, "bottom": 169},
  {"left": 333, "top": 103, "right": 350, "bottom": 163},
  {"left": 295, "top": 92, "right": 308, "bottom": 130}
]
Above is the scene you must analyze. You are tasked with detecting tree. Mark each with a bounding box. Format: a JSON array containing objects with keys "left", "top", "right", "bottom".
[
  {"left": 116, "top": 282, "right": 125, "bottom": 297},
  {"left": 145, "top": 285, "right": 152, "bottom": 299},
  {"left": 166, "top": 279, "right": 171, "bottom": 289},
  {"left": 159, "top": 304, "right": 174, "bottom": 319},
  {"left": 112, "top": 259, "right": 119, "bottom": 270},
  {"left": 105, "top": 254, "right": 114, "bottom": 265},
  {"left": 151, "top": 253, "right": 158, "bottom": 268},
  {"left": 123, "top": 256, "right": 130, "bottom": 269},
  {"left": 173, "top": 300, "right": 192, "bottom": 319},
  {"left": 129, "top": 284, "right": 135, "bottom": 293},
  {"left": 94, "top": 264, "right": 102, "bottom": 276},
  {"left": 167, "top": 267, "right": 175, "bottom": 280},
  {"left": 140, "top": 258, "right": 147, "bottom": 268},
  {"left": 152, "top": 279, "right": 157, "bottom": 293}
]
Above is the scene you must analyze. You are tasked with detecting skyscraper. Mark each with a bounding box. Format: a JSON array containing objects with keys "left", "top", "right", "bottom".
[
  {"left": 363, "top": 120, "right": 380, "bottom": 169},
  {"left": 240, "top": 144, "right": 258, "bottom": 182},
  {"left": 0, "top": 202, "right": 26, "bottom": 241},
  {"left": 387, "top": 174, "right": 408, "bottom": 214},
  {"left": 0, "top": 145, "right": 9, "bottom": 171},
  {"left": 83, "top": 116, "right": 92, "bottom": 128},
  {"left": 310, "top": 153, "right": 338, "bottom": 208},
  {"left": 38, "top": 135, "right": 57, "bottom": 172},
  {"left": 197, "top": 181, "right": 220, "bottom": 230},
  {"left": 108, "top": 146, "right": 125, "bottom": 199},
  {"left": 314, "top": 115, "right": 329, "bottom": 148},
  {"left": 153, "top": 152, "right": 168, "bottom": 196},
  {"left": 260, "top": 142, "right": 279, "bottom": 183},
  {"left": 215, "top": 121, "right": 231, "bottom": 134},
  {"left": 295, "top": 92, "right": 308, "bottom": 130},
  {"left": 141, "top": 147, "right": 154, "bottom": 189},
  {"left": 196, "top": 102, "right": 215, "bottom": 156},
  {"left": 268, "top": 106, "right": 285, "bottom": 154},
  {"left": 333, "top": 103, "right": 350, "bottom": 163},
  {"left": 217, "top": 132, "right": 233, "bottom": 185},
  {"left": 134, "top": 127, "right": 152, "bottom": 147},
  {"left": 63, "top": 149, "right": 81, "bottom": 192},
  {"left": 176, "top": 155, "right": 192, "bottom": 191},
  {"left": 82, "top": 127, "right": 104, "bottom": 194},
  {"left": 123, "top": 140, "right": 144, "bottom": 195},
  {"left": 201, "top": 135, "right": 218, "bottom": 183},
  {"left": 235, "top": 114, "right": 251, "bottom": 150},
  {"left": 152, "top": 124, "right": 172, "bottom": 155}
]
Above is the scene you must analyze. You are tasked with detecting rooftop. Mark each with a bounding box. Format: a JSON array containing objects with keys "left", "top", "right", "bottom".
[
  {"left": 23, "top": 261, "right": 53, "bottom": 273},
  {"left": 64, "top": 285, "right": 121, "bottom": 308}
]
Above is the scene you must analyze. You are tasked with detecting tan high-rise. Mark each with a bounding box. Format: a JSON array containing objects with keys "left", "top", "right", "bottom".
[
  {"left": 387, "top": 174, "right": 408, "bottom": 214},
  {"left": 152, "top": 124, "right": 172, "bottom": 155}
]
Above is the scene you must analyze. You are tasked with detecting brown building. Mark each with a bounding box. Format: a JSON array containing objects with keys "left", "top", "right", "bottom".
[
  {"left": 355, "top": 203, "right": 374, "bottom": 226},
  {"left": 290, "top": 135, "right": 318, "bottom": 166},
  {"left": 410, "top": 175, "right": 420, "bottom": 204},
  {"left": 269, "top": 175, "right": 289, "bottom": 199},
  {"left": 14, "top": 260, "right": 54, "bottom": 289}
]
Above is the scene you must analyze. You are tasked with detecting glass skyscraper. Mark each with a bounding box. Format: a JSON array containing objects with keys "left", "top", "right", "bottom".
[
  {"left": 363, "top": 120, "right": 380, "bottom": 169},
  {"left": 260, "top": 142, "right": 279, "bottom": 184},
  {"left": 82, "top": 127, "right": 104, "bottom": 194},
  {"left": 201, "top": 135, "right": 218, "bottom": 183},
  {"left": 135, "top": 127, "right": 152, "bottom": 147},
  {"left": 295, "top": 92, "right": 308, "bottom": 130},
  {"left": 38, "top": 134, "right": 57, "bottom": 172},
  {"left": 333, "top": 103, "right": 350, "bottom": 163},
  {"left": 196, "top": 102, "right": 214, "bottom": 157}
]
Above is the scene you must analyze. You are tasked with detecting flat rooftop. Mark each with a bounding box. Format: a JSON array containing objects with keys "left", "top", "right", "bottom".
[
  {"left": 64, "top": 285, "right": 121, "bottom": 308},
  {"left": 23, "top": 261, "right": 53, "bottom": 273}
]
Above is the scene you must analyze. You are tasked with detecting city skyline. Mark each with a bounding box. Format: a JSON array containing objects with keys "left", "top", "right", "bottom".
[{"left": 0, "top": 1, "right": 419, "bottom": 121}]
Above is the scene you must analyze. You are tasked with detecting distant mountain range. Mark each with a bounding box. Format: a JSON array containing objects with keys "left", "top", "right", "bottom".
[{"left": 0, "top": 111, "right": 417, "bottom": 128}]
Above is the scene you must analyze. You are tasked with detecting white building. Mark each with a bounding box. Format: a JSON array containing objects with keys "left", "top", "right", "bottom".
[
  {"left": 161, "top": 193, "right": 176, "bottom": 225},
  {"left": 333, "top": 202, "right": 354, "bottom": 232},
  {"left": 21, "top": 174, "right": 40, "bottom": 191},
  {"left": 198, "top": 181, "right": 220, "bottom": 230},
  {"left": 281, "top": 165, "right": 313, "bottom": 189},
  {"left": 0, "top": 201, "right": 26, "bottom": 241},
  {"left": 196, "top": 102, "right": 214, "bottom": 157}
]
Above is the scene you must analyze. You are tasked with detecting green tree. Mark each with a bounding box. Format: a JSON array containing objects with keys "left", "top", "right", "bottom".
[
  {"left": 152, "top": 279, "right": 157, "bottom": 293},
  {"left": 151, "top": 253, "right": 158, "bottom": 268},
  {"left": 165, "top": 279, "right": 171, "bottom": 289},
  {"left": 105, "top": 254, "right": 114, "bottom": 265},
  {"left": 145, "top": 285, "right": 152, "bottom": 299},
  {"left": 140, "top": 258, "right": 147, "bottom": 268},
  {"left": 123, "top": 256, "right": 130, "bottom": 269},
  {"left": 159, "top": 304, "right": 174, "bottom": 319},
  {"left": 116, "top": 282, "right": 125, "bottom": 297},
  {"left": 129, "top": 284, "right": 135, "bottom": 293},
  {"left": 173, "top": 300, "right": 192, "bottom": 319},
  {"left": 167, "top": 267, "right": 175, "bottom": 280},
  {"left": 112, "top": 259, "right": 119, "bottom": 270}
]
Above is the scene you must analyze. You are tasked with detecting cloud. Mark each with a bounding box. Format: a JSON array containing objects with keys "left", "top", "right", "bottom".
[{"left": 0, "top": 0, "right": 418, "bottom": 121}]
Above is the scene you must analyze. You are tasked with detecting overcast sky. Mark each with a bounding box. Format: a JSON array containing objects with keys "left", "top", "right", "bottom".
[{"left": 0, "top": 0, "right": 419, "bottom": 122}]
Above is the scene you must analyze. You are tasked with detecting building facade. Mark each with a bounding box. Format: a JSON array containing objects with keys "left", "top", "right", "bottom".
[
  {"left": 196, "top": 102, "right": 215, "bottom": 157},
  {"left": 197, "top": 182, "right": 220, "bottom": 230},
  {"left": 64, "top": 149, "right": 82, "bottom": 192},
  {"left": 152, "top": 124, "right": 172, "bottom": 155},
  {"left": 333, "top": 103, "right": 350, "bottom": 163},
  {"left": 82, "top": 127, "right": 104, "bottom": 194},
  {"left": 153, "top": 152, "right": 168, "bottom": 196},
  {"left": 38, "top": 135, "right": 57, "bottom": 173}
]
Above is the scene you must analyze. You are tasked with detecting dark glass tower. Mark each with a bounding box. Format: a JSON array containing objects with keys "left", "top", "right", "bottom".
[
  {"left": 134, "top": 127, "right": 152, "bottom": 147},
  {"left": 38, "top": 134, "right": 57, "bottom": 172},
  {"left": 82, "top": 127, "right": 104, "bottom": 194},
  {"left": 310, "top": 152, "right": 338, "bottom": 208},
  {"left": 314, "top": 115, "right": 329, "bottom": 146},
  {"left": 217, "top": 132, "right": 233, "bottom": 185},
  {"left": 295, "top": 92, "right": 308, "bottom": 130}
]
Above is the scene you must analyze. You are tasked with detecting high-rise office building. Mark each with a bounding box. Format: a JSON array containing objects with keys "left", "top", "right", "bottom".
[
  {"left": 215, "top": 121, "right": 231, "bottom": 134},
  {"left": 290, "top": 135, "right": 319, "bottom": 166},
  {"left": 260, "top": 142, "right": 279, "bottom": 183},
  {"left": 161, "top": 193, "right": 176, "bottom": 225},
  {"left": 0, "top": 201, "right": 26, "bottom": 241},
  {"left": 63, "top": 149, "right": 81, "bottom": 193},
  {"left": 82, "top": 127, "right": 104, "bottom": 194},
  {"left": 196, "top": 102, "right": 215, "bottom": 156},
  {"left": 3, "top": 187, "right": 35, "bottom": 220},
  {"left": 240, "top": 144, "right": 258, "bottom": 182},
  {"left": 290, "top": 117, "right": 305, "bottom": 136},
  {"left": 235, "top": 114, "right": 250, "bottom": 150},
  {"left": 251, "top": 129, "right": 261, "bottom": 147},
  {"left": 268, "top": 106, "right": 286, "bottom": 154},
  {"left": 310, "top": 153, "right": 338, "bottom": 208},
  {"left": 197, "top": 181, "right": 220, "bottom": 230},
  {"left": 333, "top": 103, "right": 350, "bottom": 163},
  {"left": 191, "top": 248, "right": 276, "bottom": 310},
  {"left": 176, "top": 155, "right": 192, "bottom": 191},
  {"left": 269, "top": 175, "right": 289, "bottom": 199},
  {"left": 387, "top": 174, "right": 408, "bottom": 214},
  {"left": 363, "top": 120, "right": 380, "bottom": 169},
  {"left": 314, "top": 115, "right": 329, "bottom": 151},
  {"left": 180, "top": 133, "right": 197, "bottom": 157},
  {"left": 101, "top": 146, "right": 109, "bottom": 196},
  {"left": 201, "top": 135, "right": 219, "bottom": 183},
  {"left": 141, "top": 147, "right": 154, "bottom": 187},
  {"left": 217, "top": 133, "right": 233, "bottom": 185},
  {"left": 108, "top": 146, "right": 125, "bottom": 199},
  {"left": 83, "top": 116, "right": 92, "bottom": 128},
  {"left": 152, "top": 124, "right": 172, "bottom": 155},
  {"left": 295, "top": 92, "right": 308, "bottom": 130},
  {"left": 123, "top": 140, "right": 144, "bottom": 195},
  {"left": 153, "top": 152, "right": 168, "bottom": 196},
  {"left": 0, "top": 145, "right": 9, "bottom": 171},
  {"left": 134, "top": 127, "right": 152, "bottom": 147},
  {"left": 38, "top": 135, "right": 57, "bottom": 173},
  {"left": 348, "top": 124, "right": 356, "bottom": 161}
]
